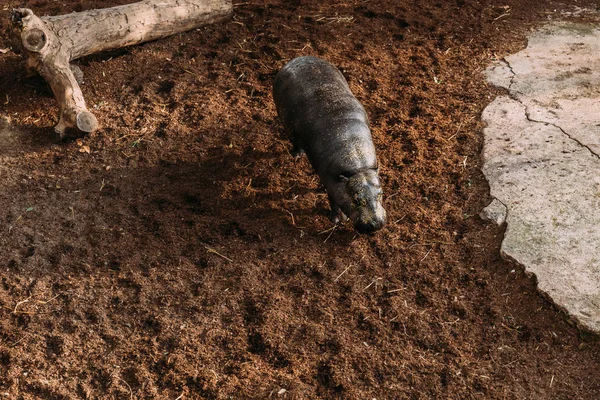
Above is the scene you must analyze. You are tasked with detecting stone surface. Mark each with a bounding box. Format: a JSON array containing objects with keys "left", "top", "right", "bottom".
[{"left": 482, "top": 22, "right": 600, "bottom": 333}]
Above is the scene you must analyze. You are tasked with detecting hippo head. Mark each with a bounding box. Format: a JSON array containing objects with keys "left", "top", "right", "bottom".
[{"left": 341, "top": 169, "right": 387, "bottom": 233}]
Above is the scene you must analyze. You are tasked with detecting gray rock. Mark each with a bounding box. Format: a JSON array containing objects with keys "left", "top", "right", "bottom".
[
  {"left": 480, "top": 198, "right": 507, "bottom": 226},
  {"left": 482, "top": 21, "right": 600, "bottom": 333}
]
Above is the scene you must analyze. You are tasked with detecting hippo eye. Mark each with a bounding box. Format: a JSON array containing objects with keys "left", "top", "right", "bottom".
[{"left": 338, "top": 174, "right": 350, "bottom": 183}]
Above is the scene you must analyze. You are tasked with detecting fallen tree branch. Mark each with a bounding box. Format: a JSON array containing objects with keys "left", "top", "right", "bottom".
[{"left": 12, "top": 0, "right": 232, "bottom": 137}]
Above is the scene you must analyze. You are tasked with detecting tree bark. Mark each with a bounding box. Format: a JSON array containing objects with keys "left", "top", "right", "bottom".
[{"left": 12, "top": 0, "right": 232, "bottom": 137}]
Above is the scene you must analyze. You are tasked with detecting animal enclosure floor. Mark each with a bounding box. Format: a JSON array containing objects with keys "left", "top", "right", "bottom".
[{"left": 0, "top": 0, "right": 599, "bottom": 398}]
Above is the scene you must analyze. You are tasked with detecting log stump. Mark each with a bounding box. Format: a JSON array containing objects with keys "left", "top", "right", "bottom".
[{"left": 12, "top": 0, "right": 233, "bottom": 138}]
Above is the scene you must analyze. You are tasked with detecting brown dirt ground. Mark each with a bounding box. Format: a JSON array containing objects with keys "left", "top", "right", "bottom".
[{"left": 1, "top": 0, "right": 600, "bottom": 398}]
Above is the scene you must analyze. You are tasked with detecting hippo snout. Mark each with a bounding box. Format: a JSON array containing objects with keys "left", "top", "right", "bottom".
[
  {"left": 354, "top": 206, "right": 387, "bottom": 234},
  {"left": 344, "top": 170, "right": 387, "bottom": 233}
]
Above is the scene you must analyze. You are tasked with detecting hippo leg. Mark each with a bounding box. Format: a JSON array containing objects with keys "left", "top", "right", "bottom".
[
  {"left": 327, "top": 195, "right": 347, "bottom": 224},
  {"left": 291, "top": 142, "right": 305, "bottom": 158}
]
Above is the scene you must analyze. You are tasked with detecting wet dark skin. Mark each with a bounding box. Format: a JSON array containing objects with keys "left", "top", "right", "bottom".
[{"left": 273, "top": 56, "right": 387, "bottom": 233}]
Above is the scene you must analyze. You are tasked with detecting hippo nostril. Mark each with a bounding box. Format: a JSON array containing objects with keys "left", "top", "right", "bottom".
[
  {"left": 356, "top": 215, "right": 388, "bottom": 233},
  {"left": 356, "top": 220, "right": 377, "bottom": 234}
]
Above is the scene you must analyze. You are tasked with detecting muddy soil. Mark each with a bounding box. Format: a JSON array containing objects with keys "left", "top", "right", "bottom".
[{"left": 1, "top": 0, "right": 599, "bottom": 398}]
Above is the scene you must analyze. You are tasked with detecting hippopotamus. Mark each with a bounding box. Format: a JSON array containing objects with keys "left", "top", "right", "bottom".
[{"left": 273, "top": 56, "right": 387, "bottom": 233}]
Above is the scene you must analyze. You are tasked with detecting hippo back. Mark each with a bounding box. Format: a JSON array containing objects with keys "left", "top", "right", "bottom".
[{"left": 273, "top": 56, "right": 377, "bottom": 178}]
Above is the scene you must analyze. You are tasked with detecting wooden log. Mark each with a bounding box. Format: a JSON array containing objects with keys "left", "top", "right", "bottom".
[{"left": 12, "top": 0, "right": 232, "bottom": 138}]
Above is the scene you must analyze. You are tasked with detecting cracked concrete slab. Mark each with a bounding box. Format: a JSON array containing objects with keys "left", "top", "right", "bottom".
[{"left": 482, "top": 21, "right": 600, "bottom": 332}]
